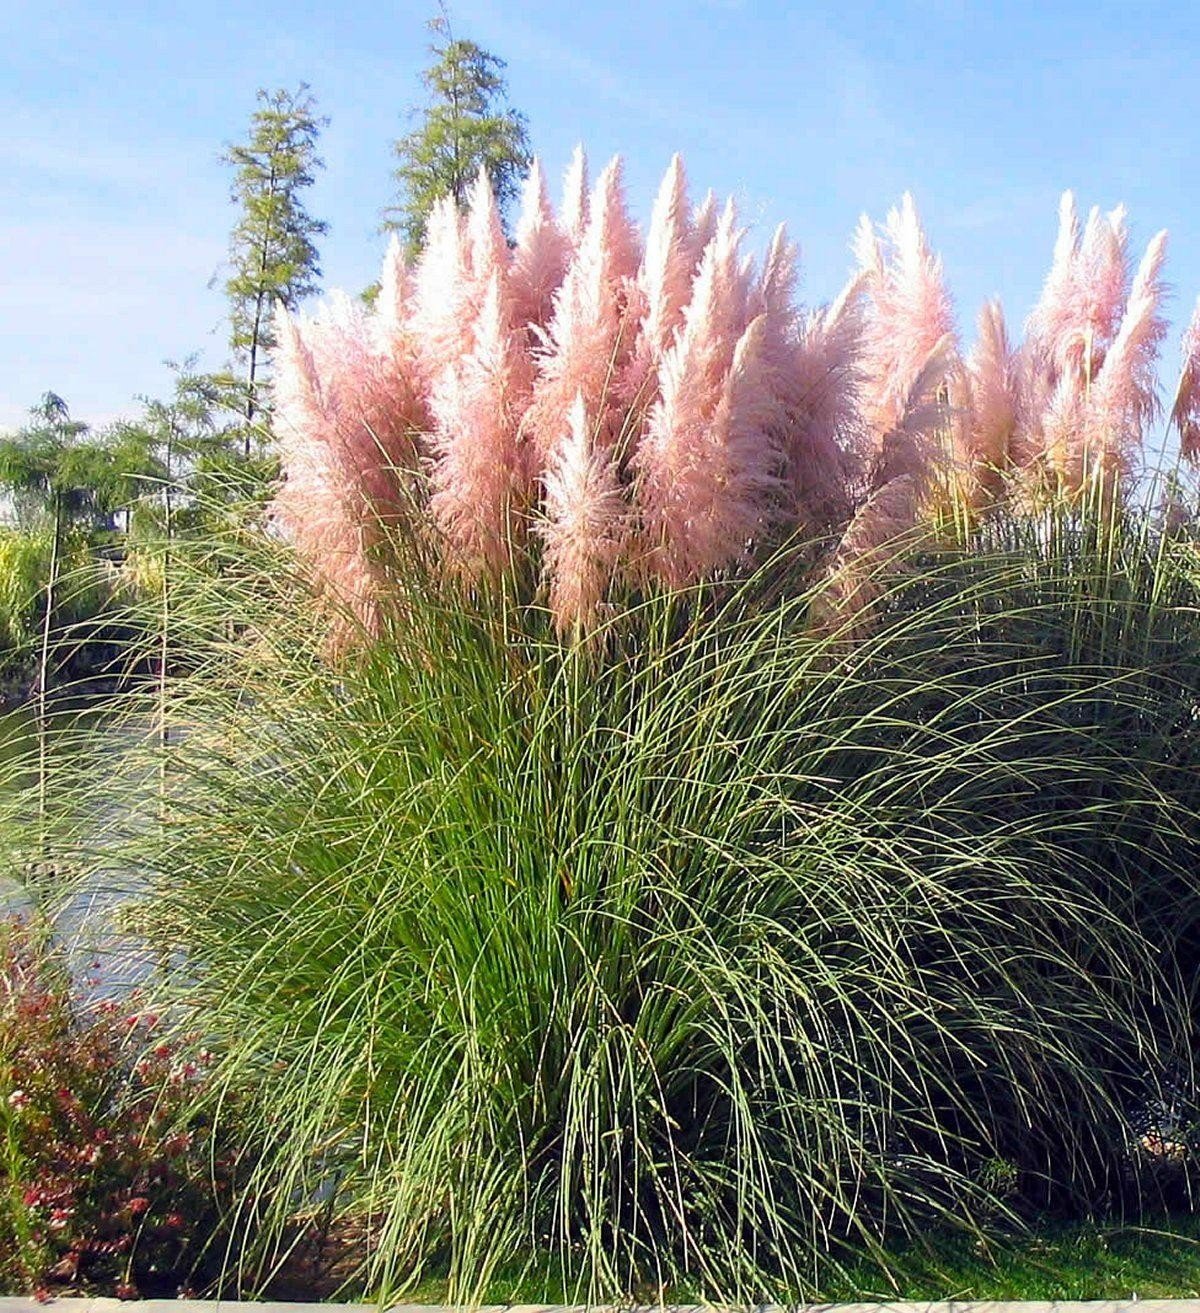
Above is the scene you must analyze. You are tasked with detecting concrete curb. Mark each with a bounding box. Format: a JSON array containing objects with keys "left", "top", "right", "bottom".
[{"left": 3, "top": 1302, "right": 1200, "bottom": 1313}]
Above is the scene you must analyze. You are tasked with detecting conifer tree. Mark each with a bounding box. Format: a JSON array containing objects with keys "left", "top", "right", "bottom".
[
  {"left": 221, "top": 84, "right": 328, "bottom": 444},
  {"left": 386, "top": 11, "right": 531, "bottom": 258}
]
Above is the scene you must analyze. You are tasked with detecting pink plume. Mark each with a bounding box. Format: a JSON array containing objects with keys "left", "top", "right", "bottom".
[
  {"left": 376, "top": 235, "right": 411, "bottom": 341},
  {"left": 749, "top": 225, "right": 799, "bottom": 363},
  {"left": 638, "top": 154, "right": 695, "bottom": 359},
  {"left": 561, "top": 146, "right": 589, "bottom": 248},
  {"left": 1081, "top": 228, "right": 1167, "bottom": 482},
  {"left": 428, "top": 273, "right": 534, "bottom": 577},
  {"left": 823, "top": 325, "right": 948, "bottom": 628},
  {"left": 539, "top": 392, "right": 629, "bottom": 633},
  {"left": 523, "top": 156, "right": 642, "bottom": 468},
  {"left": 784, "top": 272, "right": 865, "bottom": 529},
  {"left": 370, "top": 237, "right": 431, "bottom": 433},
  {"left": 1040, "top": 370, "right": 1082, "bottom": 480},
  {"left": 957, "top": 299, "right": 1019, "bottom": 500},
  {"left": 871, "top": 333, "right": 956, "bottom": 493},
  {"left": 590, "top": 155, "right": 643, "bottom": 290},
  {"left": 856, "top": 193, "right": 956, "bottom": 446},
  {"left": 465, "top": 166, "right": 510, "bottom": 292},
  {"left": 634, "top": 208, "right": 781, "bottom": 587},
  {"left": 271, "top": 303, "right": 404, "bottom": 637},
  {"left": 1027, "top": 191, "right": 1081, "bottom": 368},
  {"left": 1171, "top": 295, "right": 1200, "bottom": 462},
  {"left": 411, "top": 195, "right": 472, "bottom": 389},
  {"left": 619, "top": 155, "right": 695, "bottom": 424},
  {"left": 691, "top": 191, "right": 718, "bottom": 269},
  {"left": 742, "top": 225, "right": 859, "bottom": 533},
  {"left": 509, "top": 158, "right": 571, "bottom": 333},
  {"left": 1028, "top": 196, "right": 1130, "bottom": 383},
  {"left": 820, "top": 473, "right": 923, "bottom": 631},
  {"left": 299, "top": 292, "right": 424, "bottom": 509},
  {"left": 1077, "top": 205, "right": 1130, "bottom": 365}
]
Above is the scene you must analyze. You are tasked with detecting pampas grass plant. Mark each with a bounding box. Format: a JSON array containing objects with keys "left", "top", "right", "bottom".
[{"left": 13, "top": 157, "right": 1200, "bottom": 1303}]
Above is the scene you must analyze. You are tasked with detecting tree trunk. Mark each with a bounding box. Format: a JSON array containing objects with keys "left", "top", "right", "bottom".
[
  {"left": 242, "top": 160, "right": 280, "bottom": 452},
  {"left": 244, "top": 287, "right": 266, "bottom": 452}
]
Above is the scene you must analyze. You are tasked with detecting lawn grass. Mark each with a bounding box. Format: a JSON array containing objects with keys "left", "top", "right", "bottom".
[
  {"left": 390, "top": 1215, "right": 1200, "bottom": 1305},
  {"left": 822, "top": 1216, "right": 1200, "bottom": 1302}
]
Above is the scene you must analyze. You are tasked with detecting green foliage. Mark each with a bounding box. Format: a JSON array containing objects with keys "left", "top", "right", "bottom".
[
  {"left": 0, "top": 917, "right": 254, "bottom": 1298},
  {"left": 27, "top": 491, "right": 1200, "bottom": 1304},
  {"left": 221, "top": 85, "right": 327, "bottom": 427},
  {"left": 386, "top": 12, "right": 531, "bottom": 258},
  {"left": 0, "top": 395, "right": 133, "bottom": 534},
  {"left": 0, "top": 531, "right": 53, "bottom": 657},
  {"left": 113, "top": 359, "right": 251, "bottom": 540},
  {"left": 0, "top": 393, "right": 167, "bottom": 688},
  {"left": 0, "top": 530, "right": 114, "bottom": 663}
]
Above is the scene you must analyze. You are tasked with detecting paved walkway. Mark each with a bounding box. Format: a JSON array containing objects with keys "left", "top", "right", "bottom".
[{"left": 3, "top": 1301, "right": 1200, "bottom": 1313}]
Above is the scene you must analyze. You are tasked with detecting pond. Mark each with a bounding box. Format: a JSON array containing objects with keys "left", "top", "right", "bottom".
[{"left": 0, "top": 699, "right": 156, "bottom": 995}]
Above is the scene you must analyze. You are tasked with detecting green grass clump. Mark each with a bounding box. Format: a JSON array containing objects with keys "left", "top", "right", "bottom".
[{"left": 22, "top": 498, "right": 1200, "bottom": 1304}]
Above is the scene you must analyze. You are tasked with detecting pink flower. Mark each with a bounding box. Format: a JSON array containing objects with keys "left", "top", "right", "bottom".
[
  {"left": 428, "top": 272, "right": 534, "bottom": 577},
  {"left": 1172, "top": 295, "right": 1200, "bottom": 463},
  {"left": 855, "top": 193, "right": 956, "bottom": 449},
  {"left": 1081, "top": 228, "right": 1167, "bottom": 483},
  {"left": 634, "top": 204, "right": 782, "bottom": 586},
  {"left": 539, "top": 392, "right": 628, "bottom": 633},
  {"left": 523, "top": 156, "right": 642, "bottom": 470},
  {"left": 509, "top": 158, "right": 570, "bottom": 334}
]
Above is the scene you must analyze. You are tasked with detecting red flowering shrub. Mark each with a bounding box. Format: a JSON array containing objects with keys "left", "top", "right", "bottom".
[{"left": 0, "top": 917, "right": 245, "bottom": 1298}]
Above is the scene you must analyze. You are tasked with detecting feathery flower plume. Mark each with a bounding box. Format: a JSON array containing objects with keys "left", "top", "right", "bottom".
[
  {"left": 1027, "top": 191, "right": 1080, "bottom": 359},
  {"left": 371, "top": 237, "right": 431, "bottom": 436},
  {"left": 824, "top": 331, "right": 952, "bottom": 619},
  {"left": 539, "top": 392, "right": 628, "bottom": 633},
  {"left": 749, "top": 225, "right": 798, "bottom": 353},
  {"left": 748, "top": 227, "right": 858, "bottom": 531},
  {"left": 272, "top": 306, "right": 390, "bottom": 636},
  {"left": 376, "top": 235, "right": 410, "bottom": 342},
  {"left": 1172, "top": 297, "right": 1200, "bottom": 462},
  {"left": 1040, "top": 371, "right": 1082, "bottom": 481},
  {"left": 1027, "top": 195, "right": 1130, "bottom": 384},
  {"left": 411, "top": 195, "right": 472, "bottom": 388},
  {"left": 1080, "top": 228, "right": 1167, "bottom": 482},
  {"left": 428, "top": 273, "right": 533, "bottom": 577},
  {"left": 509, "top": 158, "right": 571, "bottom": 333},
  {"left": 1075, "top": 204, "right": 1130, "bottom": 374},
  {"left": 620, "top": 156, "right": 695, "bottom": 422},
  {"left": 819, "top": 474, "right": 923, "bottom": 634},
  {"left": 465, "top": 167, "right": 511, "bottom": 293},
  {"left": 955, "top": 299, "right": 1019, "bottom": 501},
  {"left": 1027, "top": 194, "right": 1080, "bottom": 357},
  {"left": 561, "top": 146, "right": 590, "bottom": 248},
  {"left": 523, "top": 156, "right": 642, "bottom": 466},
  {"left": 638, "top": 155, "right": 695, "bottom": 360},
  {"left": 591, "top": 155, "right": 643, "bottom": 290},
  {"left": 856, "top": 193, "right": 956, "bottom": 446},
  {"left": 691, "top": 191, "right": 719, "bottom": 268},
  {"left": 298, "top": 292, "right": 424, "bottom": 512},
  {"left": 635, "top": 206, "right": 781, "bottom": 586},
  {"left": 784, "top": 272, "right": 865, "bottom": 528},
  {"left": 871, "top": 334, "right": 956, "bottom": 493}
]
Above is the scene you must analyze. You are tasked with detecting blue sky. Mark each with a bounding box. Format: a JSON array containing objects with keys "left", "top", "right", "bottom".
[{"left": 5, "top": 0, "right": 1200, "bottom": 441}]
